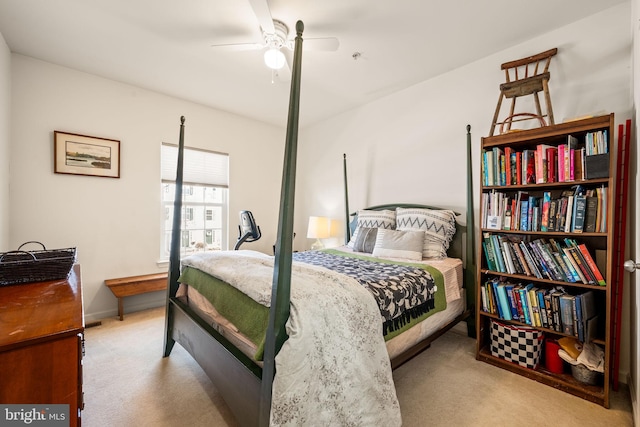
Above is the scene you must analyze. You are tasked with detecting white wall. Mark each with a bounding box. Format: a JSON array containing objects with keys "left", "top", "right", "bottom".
[
  {"left": 9, "top": 55, "right": 286, "bottom": 321},
  {"left": 297, "top": 4, "right": 633, "bottom": 380},
  {"left": 0, "top": 32, "right": 10, "bottom": 250}
]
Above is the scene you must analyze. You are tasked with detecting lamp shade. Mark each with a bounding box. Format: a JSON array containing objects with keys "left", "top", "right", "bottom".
[
  {"left": 264, "top": 48, "right": 286, "bottom": 70},
  {"left": 307, "top": 216, "right": 331, "bottom": 239}
]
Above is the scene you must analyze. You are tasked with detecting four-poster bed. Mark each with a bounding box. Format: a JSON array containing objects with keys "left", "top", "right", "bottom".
[{"left": 163, "top": 20, "right": 476, "bottom": 427}]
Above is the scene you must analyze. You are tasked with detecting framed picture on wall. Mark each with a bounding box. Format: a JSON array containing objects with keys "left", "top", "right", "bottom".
[{"left": 54, "top": 131, "right": 120, "bottom": 178}]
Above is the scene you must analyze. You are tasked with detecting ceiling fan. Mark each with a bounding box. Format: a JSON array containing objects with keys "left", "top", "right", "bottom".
[{"left": 211, "top": 0, "right": 339, "bottom": 80}]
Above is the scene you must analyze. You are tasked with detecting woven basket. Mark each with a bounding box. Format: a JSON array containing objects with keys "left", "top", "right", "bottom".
[
  {"left": 571, "top": 363, "right": 601, "bottom": 386},
  {"left": 0, "top": 241, "right": 76, "bottom": 286}
]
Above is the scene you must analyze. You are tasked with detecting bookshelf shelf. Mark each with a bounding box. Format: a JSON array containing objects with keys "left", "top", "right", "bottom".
[
  {"left": 477, "top": 346, "right": 606, "bottom": 405},
  {"left": 479, "top": 269, "right": 608, "bottom": 290},
  {"left": 475, "top": 114, "right": 615, "bottom": 408},
  {"left": 480, "top": 228, "right": 607, "bottom": 237},
  {"left": 483, "top": 177, "right": 609, "bottom": 191}
]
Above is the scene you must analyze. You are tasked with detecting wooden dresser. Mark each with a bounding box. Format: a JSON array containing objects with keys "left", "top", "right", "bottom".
[{"left": 0, "top": 264, "right": 84, "bottom": 426}]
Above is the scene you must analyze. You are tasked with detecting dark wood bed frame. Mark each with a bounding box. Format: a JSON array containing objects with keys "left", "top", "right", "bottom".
[{"left": 163, "top": 20, "right": 476, "bottom": 427}]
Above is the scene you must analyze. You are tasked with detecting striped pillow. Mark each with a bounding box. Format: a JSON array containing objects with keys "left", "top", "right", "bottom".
[
  {"left": 396, "top": 207, "right": 457, "bottom": 258},
  {"left": 353, "top": 227, "right": 378, "bottom": 253},
  {"left": 348, "top": 209, "right": 396, "bottom": 248}
]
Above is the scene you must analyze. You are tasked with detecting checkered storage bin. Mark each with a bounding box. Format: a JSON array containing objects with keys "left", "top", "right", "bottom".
[{"left": 490, "top": 320, "right": 543, "bottom": 369}]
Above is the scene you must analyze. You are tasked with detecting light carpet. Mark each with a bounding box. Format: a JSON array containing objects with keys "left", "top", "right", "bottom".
[{"left": 83, "top": 307, "right": 633, "bottom": 426}]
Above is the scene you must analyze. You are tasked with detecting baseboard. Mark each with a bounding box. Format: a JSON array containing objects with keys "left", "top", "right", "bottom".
[{"left": 84, "top": 298, "right": 165, "bottom": 323}]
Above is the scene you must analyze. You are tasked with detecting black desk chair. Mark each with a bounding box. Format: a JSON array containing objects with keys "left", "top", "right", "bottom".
[{"left": 234, "top": 211, "right": 261, "bottom": 250}]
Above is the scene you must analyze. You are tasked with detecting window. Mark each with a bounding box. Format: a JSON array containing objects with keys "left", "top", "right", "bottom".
[{"left": 161, "top": 143, "right": 229, "bottom": 259}]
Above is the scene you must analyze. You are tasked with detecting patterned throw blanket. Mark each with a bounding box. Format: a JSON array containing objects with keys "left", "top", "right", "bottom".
[{"left": 293, "top": 250, "right": 437, "bottom": 336}]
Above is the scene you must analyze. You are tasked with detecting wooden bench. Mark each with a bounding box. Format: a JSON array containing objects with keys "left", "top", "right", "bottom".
[{"left": 104, "top": 273, "right": 168, "bottom": 320}]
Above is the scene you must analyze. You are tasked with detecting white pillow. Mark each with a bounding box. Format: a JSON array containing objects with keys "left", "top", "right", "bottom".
[
  {"left": 395, "top": 207, "right": 457, "bottom": 259},
  {"left": 372, "top": 229, "right": 424, "bottom": 261},
  {"left": 348, "top": 209, "right": 396, "bottom": 248}
]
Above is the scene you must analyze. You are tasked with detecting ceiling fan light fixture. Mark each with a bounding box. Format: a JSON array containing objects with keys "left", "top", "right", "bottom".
[{"left": 264, "top": 48, "right": 285, "bottom": 70}]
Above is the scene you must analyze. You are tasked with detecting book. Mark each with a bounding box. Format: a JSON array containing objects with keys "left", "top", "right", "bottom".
[
  {"left": 480, "top": 284, "right": 488, "bottom": 312},
  {"left": 565, "top": 239, "right": 598, "bottom": 284},
  {"left": 567, "top": 135, "right": 579, "bottom": 180},
  {"left": 512, "top": 243, "right": 532, "bottom": 276},
  {"left": 490, "top": 234, "right": 506, "bottom": 273},
  {"left": 496, "top": 283, "right": 512, "bottom": 320},
  {"left": 557, "top": 144, "right": 565, "bottom": 182},
  {"left": 505, "top": 147, "right": 512, "bottom": 186},
  {"left": 561, "top": 252, "right": 581, "bottom": 282},
  {"left": 544, "top": 291, "right": 555, "bottom": 330},
  {"left": 537, "top": 288, "right": 549, "bottom": 328},
  {"left": 548, "top": 199, "right": 558, "bottom": 232},
  {"left": 547, "top": 146, "right": 557, "bottom": 183},
  {"left": 541, "top": 191, "right": 551, "bottom": 231},
  {"left": 528, "top": 287, "right": 541, "bottom": 327},
  {"left": 583, "top": 195, "right": 598, "bottom": 233},
  {"left": 503, "top": 206, "right": 512, "bottom": 230},
  {"left": 574, "top": 148, "right": 585, "bottom": 181},
  {"left": 579, "top": 290, "right": 597, "bottom": 342},
  {"left": 519, "top": 241, "right": 542, "bottom": 279},
  {"left": 500, "top": 238, "right": 517, "bottom": 274},
  {"left": 559, "top": 294, "right": 576, "bottom": 336},
  {"left": 574, "top": 292, "right": 584, "bottom": 342},
  {"left": 536, "top": 144, "right": 552, "bottom": 183},
  {"left": 482, "top": 241, "right": 496, "bottom": 271},
  {"left": 518, "top": 284, "right": 533, "bottom": 325},
  {"left": 564, "top": 195, "right": 574, "bottom": 233},
  {"left": 562, "top": 246, "right": 588, "bottom": 284},
  {"left": 577, "top": 243, "right": 606, "bottom": 285},
  {"left": 523, "top": 149, "right": 536, "bottom": 184},
  {"left": 520, "top": 200, "right": 529, "bottom": 231},
  {"left": 572, "top": 194, "right": 587, "bottom": 233},
  {"left": 484, "top": 150, "right": 494, "bottom": 186},
  {"left": 549, "top": 287, "right": 565, "bottom": 332},
  {"left": 505, "top": 284, "right": 520, "bottom": 321}
]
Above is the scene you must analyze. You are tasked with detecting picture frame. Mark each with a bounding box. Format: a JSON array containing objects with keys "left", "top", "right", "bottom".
[{"left": 54, "top": 131, "right": 120, "bottom": 178}]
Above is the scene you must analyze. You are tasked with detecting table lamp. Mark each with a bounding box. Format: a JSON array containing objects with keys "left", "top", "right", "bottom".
[{"left": 307, "top": 216, "right": 330, "bottom": 250}]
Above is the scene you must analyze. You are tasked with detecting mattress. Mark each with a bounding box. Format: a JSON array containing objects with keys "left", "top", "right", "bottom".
[{"left": 176, "top": 248, "right": 464, "bottom": 363}]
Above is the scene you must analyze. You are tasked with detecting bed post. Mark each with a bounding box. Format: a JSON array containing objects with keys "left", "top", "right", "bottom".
[
  {"left": 259, "top": 20, "right": 305, "bottom": 426},
  {"left": 464, "top": 124, "right": 476, "bottom": 338},
  {"left": 163, "top": 116, "right": 186, "bottom": 357},
  {"left": 343, "top": 153, "right": 351, "bottom": 244}
]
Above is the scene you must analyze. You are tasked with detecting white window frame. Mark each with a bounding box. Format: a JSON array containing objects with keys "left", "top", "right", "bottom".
[{"left": 160, "top": 143, "right": 229, "bottom": 261}]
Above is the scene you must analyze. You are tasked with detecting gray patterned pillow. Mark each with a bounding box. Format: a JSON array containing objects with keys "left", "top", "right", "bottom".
[
  {"left": 353, "top": 227, "right": 378, "bottom": 253},
  {"left": 395, "top": 207, "right": 457, "bottom": 258},
  {"left": 371, "top": 229, "right": 424, "bottom": 261},
  {"left": 348, "top": 209, "right": 396, "bottom": 248}
]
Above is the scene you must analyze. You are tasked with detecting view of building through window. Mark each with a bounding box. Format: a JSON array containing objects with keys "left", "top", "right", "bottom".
[
  {"left": 161, "top": 183, "right": 228, "bottom": 258},
  {"left": 161, "top": 143, "right": 229, "bottom": 259}
]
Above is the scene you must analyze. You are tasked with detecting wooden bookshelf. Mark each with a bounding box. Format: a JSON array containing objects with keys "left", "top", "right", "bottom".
[{"left": 475, "top": 114, "right": 615, "bottom": 407}]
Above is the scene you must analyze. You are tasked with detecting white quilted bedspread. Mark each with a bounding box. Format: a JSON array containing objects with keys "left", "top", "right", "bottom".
[{"left": 181, "top": 250, "right": 402, "bottom": 427}]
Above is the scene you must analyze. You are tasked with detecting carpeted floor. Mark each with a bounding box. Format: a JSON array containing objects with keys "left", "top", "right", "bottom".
[{"left": 82, "top": 307, "right": 633, "bottom": 426}]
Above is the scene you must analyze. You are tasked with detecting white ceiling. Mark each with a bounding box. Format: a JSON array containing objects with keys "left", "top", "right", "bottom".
[{"left": 0, "top": 0, "right": 628, "bottom": 127}]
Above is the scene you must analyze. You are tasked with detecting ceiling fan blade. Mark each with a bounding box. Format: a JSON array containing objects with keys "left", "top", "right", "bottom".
[
  {"left": 247, "top": 0, "right": 275, "bottom": 34},
  {"left": 210, "top": 42, "right": 265, "bottom": 51},
  {"left": 304, "top": 37, "right": 339, "bottom": 52}
]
